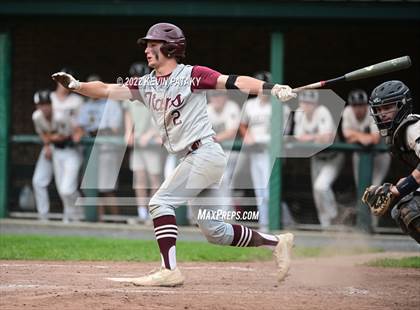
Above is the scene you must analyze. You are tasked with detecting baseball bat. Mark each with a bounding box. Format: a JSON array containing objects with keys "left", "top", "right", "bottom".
[{"left": 293, "top": 56, "right": 412, "bottom": 92}]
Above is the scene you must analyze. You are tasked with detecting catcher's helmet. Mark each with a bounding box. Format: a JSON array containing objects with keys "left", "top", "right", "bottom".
[
  {"left": 138, "top": 23, "right": 186, "bottom": 59},
  {"left": 253, "top": 71, "right": 272, "bottom": 83},
  {"left": 348, "top": 89, "right": 368, "bottom": 105},
  {"left": 33, "top": 89, "right": 52, "bottom": 105},
  {"left": 298, "top": 90, "right": 319, "bottom": 104},
  {"left": 369, "top": 80, "right": 412, "bottom": 138},
  {"left": 129, "top": 62, "right": 150, "bottom": 77}
]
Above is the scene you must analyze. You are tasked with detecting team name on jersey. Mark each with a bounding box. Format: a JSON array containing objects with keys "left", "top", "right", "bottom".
[{"left": 144, "top": 92, "right": 185, "bottom": 112}]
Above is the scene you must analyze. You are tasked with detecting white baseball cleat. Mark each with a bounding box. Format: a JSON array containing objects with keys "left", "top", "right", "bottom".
[
  {"left": 273, "top": 233, "right": 294, "bottom": 282},
  {"left": 131, "top": 267, "right": 185, "bottom": 287}
]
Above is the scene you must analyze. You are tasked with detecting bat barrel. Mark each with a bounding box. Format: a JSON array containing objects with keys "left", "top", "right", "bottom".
[{"left": 344, "top": 56, "right": 411, "bottom": 81}]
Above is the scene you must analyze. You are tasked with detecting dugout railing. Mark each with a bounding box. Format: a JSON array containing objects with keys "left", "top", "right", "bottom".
[{"left": 5, "top": 134, "right": 390, "bottom": 234}]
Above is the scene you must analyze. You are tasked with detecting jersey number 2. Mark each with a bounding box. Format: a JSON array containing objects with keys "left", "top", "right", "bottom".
[{"left": 171, "top": 110, "right": 182, "bottom": 125}]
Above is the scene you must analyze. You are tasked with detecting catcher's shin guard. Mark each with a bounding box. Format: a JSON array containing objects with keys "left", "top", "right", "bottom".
[{"left": 391, "top": 193, "right": 420, "bottom": 244}]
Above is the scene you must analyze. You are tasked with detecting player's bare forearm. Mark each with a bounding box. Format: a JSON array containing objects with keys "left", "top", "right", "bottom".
[
  {"left": 216, "top": 75, "right": 263, "bottom": 95},
  {"left": 236, "top": 76, "right": 264, "bottom": 95},
  {"left": 48, "top": 133, "right": 71, "bottom": 143},
  {"left": 239, "top": 123, "right": 248, "bottom": 137},
  {"left": 343, "top": 130, "right": 380, "bottom": 145},
  {"left": 412, "top": 169, "right": 420, "bottom": 184},
  {"left": 216, "top": 74, "right": 295, "bottom": 101},
  {"left": 52, "top": 72, "right": 132, "bottom": 100},
  {"left": 343, "top": 129, "right": 359, "bottom": 140},
  {"left": 215, "top": 129, "right": 237, "bottom": 142},
  {"left": 314, "top": 133, "right": 334, "bottom": 144},
  {"left": 124, "top": 112, "right": 134, "bottom": 135},
  {"left": 39, "top": 133, "right": 51, "bottom": 145},
  {"left": 76, "top": 82, "right": 132, "bottom": 101}
]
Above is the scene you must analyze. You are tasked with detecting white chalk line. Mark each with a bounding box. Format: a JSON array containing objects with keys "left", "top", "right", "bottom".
[
  {"left": 0, "top": 264, "right": 254, "bottom": 272},
  {"left": 0, "top": 263, "right": 109, "bottom": 269},
  {"left": 0, "top": 284, "right": 268, "bottom": 295}
]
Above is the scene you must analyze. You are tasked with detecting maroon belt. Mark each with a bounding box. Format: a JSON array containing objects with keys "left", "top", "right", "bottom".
[{"left": 187, "top": 139, "right": 202, "bottom": 154}]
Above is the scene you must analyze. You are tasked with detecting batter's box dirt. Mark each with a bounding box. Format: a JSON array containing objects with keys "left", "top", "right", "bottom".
[{"left": 1, "top": 253, "right": 419, "bottom": 310}]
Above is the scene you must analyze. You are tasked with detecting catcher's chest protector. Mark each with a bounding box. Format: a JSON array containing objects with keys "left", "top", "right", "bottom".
[{"left": 391, "top": 114, "right": 420, "bottom": 169}]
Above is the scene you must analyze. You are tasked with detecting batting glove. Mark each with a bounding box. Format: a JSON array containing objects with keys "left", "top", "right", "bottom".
[
  {"left": 51, "top": 72, "right": 81, "bottom": 91},
  {"left": 271, "top": 84, "right": 297, "bottom": 102}
]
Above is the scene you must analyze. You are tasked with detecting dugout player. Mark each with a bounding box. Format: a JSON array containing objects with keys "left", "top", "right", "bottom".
[
  {"left": 52, "top": 22, "right": 296, "bottom": 286},
  {"left": 207, "top": 90, "right": 241, "bottom": 212},
  {"left": 362, "top": 81, "right": 420, "bottom": 243},
  {"left": 294, "top": 90, "right": 344, "bottom": 228},
  {"left": 75, "top": 74, "right": 123, "bottom": 222},
  {"left": 51, "top": 68, "right": 84, "bottom": 223},
  {"left": 342, "top": 89, "right": 391, "bottom": 187},
  {"left": 123, "top": 62, "right": 162, "bottom": 224},
  {"left": 32, "top": 90, "right": 55, "bottom": 221},
  {"left": 240, "top": 71, "right": 292, "bottom": 232}
]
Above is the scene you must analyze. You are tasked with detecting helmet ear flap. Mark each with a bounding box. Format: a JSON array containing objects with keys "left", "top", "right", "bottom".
[{"left": 161, "top": 41, "right": 186, "bottom": 59}]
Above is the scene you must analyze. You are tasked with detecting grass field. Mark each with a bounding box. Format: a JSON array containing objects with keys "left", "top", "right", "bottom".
[
  {"left": 365, "top": 256, "right": 420, "bottom": 268},
  {"left": 0, "top": 234, "right": 386, "bottom": 262}
]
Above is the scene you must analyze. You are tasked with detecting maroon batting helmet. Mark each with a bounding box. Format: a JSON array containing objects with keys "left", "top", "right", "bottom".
[{"left": 138, "top": 23, "right": 186, "bottom": 59}]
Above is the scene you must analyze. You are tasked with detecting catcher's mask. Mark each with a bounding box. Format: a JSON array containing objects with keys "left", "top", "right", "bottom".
[
  {"left": 138, "top": 23, "right": 186, "bottom": 61},
  {"left": 369, "top": 80, "right": 412, "bottom": 141}
]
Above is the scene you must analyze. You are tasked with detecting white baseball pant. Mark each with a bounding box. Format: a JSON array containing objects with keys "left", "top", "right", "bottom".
[
  {"left": 311, "top": 154, "right": 345, "bottom": 227},
  {"left": 352, "top": 152, "right": 391, "bottom": 186},
  {"left": 249, "top": 151, "right": 270, "bottom": 229},
  {"left": 149, "top": 140, "right": 236, "bottom": 245},
  {"left": 32, "top": 147, "right": 54, "bottom": 219},
  {"left": 52, "top": 147, "right": 83, "bottom": 221}
]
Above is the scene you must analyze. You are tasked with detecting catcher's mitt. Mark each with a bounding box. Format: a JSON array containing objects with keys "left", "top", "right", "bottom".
[{"left": 362, "top": 183, "right": 397, "bottom": 216}]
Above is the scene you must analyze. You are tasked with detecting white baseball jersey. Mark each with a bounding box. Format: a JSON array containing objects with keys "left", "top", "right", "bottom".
[
  {"left": 32, "top": 109, "right": 75, "bottom": 137},
  {"left": 129, "top": 64, "right": 219, "bottom": 153},
  {"left": 78, "top": 98, "right": 122, "bottom": 133},
  {"left": 242, "top": 97, "right": 291, "bottom": 144},
  {"left": 341, "top": 105, "right": 379, "bottom": 133},
  {"left": 294, "top": 105, "right": 335, "bottom": 136},
  {"left": 123, "top": 99, "right": 158, "bottom": 139},
  {"left": 207, "top": 100, "right": 240, "bottom": 134},
  {"left": 51, "top": 92, "right": 84, "bottom": 135},
  {"left": 32, "top": 110, "right": 56, "bottom": 135}
]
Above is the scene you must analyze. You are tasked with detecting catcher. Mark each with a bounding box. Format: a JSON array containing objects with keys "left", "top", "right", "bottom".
[{"left": 362, "top": 80, "right": 420, "bottom": 243}]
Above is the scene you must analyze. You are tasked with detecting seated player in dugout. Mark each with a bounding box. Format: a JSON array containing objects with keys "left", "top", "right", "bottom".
[
  {"left": 52, "top": 22, "right": 296, "bottom": 287},
  {"left": 363, "top": 81, "right": 420, "bottom": 243}
]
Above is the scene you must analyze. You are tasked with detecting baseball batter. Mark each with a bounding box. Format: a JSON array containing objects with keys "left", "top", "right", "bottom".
[
  {"left": 363, "top": 80, "right": 420, "bottom": 243},
  {"left": 294, "top": 90, "right": 344, "bottom": 228},
  {"left": 52, "top": 23, "right": 296, "bottom": 286}
]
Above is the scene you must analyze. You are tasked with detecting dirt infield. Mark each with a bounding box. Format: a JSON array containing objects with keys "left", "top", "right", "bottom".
[{"left": 1, "top": 252, "right": 419, "bottom": 310}]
